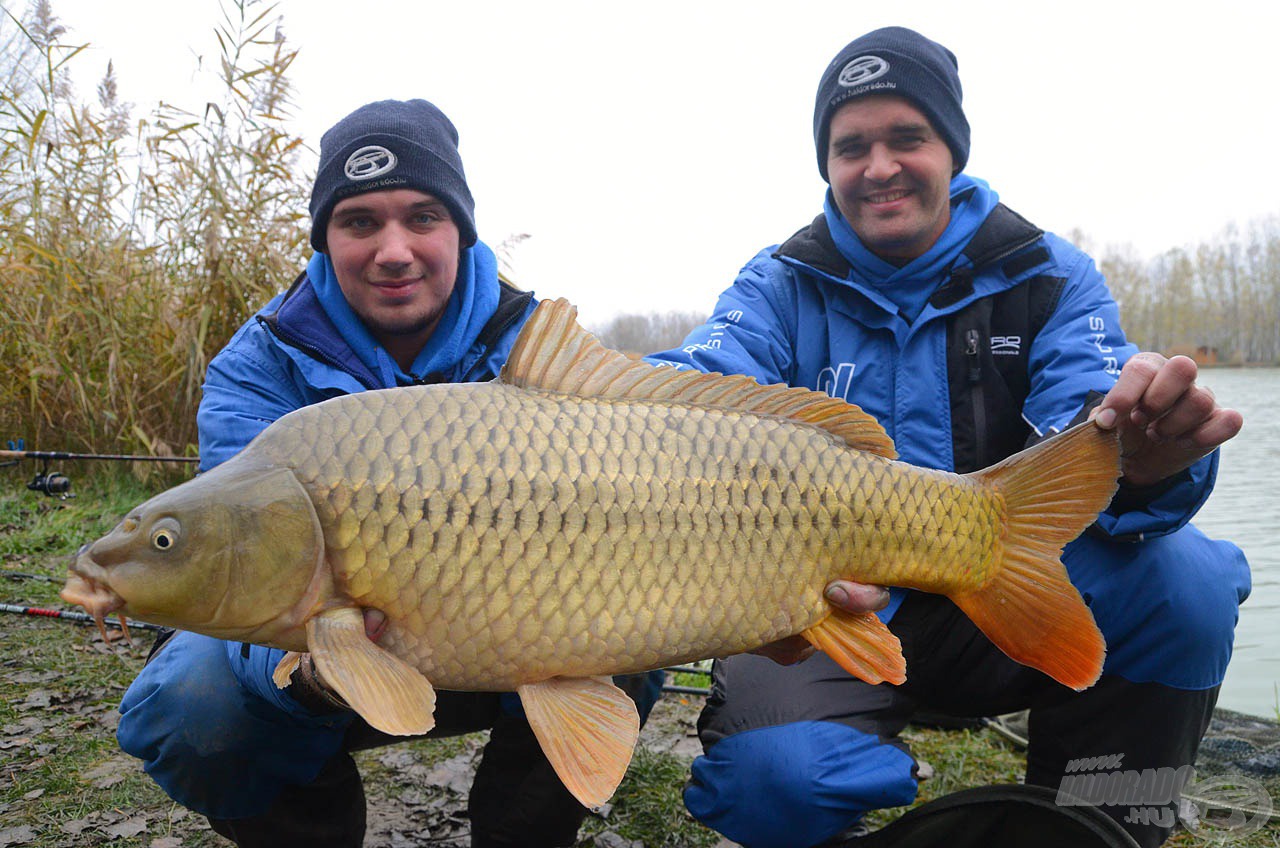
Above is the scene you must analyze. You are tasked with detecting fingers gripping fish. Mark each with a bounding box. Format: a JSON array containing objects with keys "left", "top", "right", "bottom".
[{"left": 62, "top": 298, "right": 1120, "bottom": 808}]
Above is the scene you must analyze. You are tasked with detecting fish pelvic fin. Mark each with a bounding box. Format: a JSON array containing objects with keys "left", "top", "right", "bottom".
[
  {"left": 306, "top": 608, "right": 437, "bottom": 736},
  {"left": 271, "top": 651, "right": 303, "bottom": 688},
  {"left": 802, "top": 609, "right": 906, "bottom": 685},
  {"left": 953, "top": 421, "right": 1121, "bottom": 691},
  {"left": 500, "top": 298, "right": 897, "bottom": 458},
  {"left": 517, "top": 676, "right": 640, "bottom": 809}
]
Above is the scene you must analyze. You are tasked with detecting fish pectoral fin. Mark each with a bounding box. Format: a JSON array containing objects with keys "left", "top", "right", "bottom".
[
  {"left": 306, "top": 608, "right": 437, "bottom": 736},
  {"left": 271, "top": 651, "right": 304, "bottom": 688},
  {"left": 517, "top": 676, "right": 640, "bottom": 809},
  {"left": 802, "top": 609, "right": 906, "bottom": 685}
]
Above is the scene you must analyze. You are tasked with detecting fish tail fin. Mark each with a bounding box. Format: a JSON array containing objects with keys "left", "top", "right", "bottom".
[{"left": 952, "top": 422, "right": 1120, "bottom": 691}]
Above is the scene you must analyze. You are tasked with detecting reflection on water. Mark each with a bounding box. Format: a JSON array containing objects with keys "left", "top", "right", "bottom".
[{"left": 1186, "top": 368, "right": 1279, "bottom": 718}]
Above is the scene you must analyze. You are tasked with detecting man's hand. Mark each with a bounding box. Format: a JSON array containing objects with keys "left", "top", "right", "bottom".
[
  {"left": 752, "top": 581, "right": 891, "bottom": 665},
  {"left": 1092, "top": 353, "right": 1243, "bottom": 487}
]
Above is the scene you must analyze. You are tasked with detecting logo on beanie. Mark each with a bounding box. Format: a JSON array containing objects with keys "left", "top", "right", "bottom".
[
  {"left": 838, "top": 55, "right": 890, "bottom": 87},
  {"left": 344, "top": 145, "right": 398, "bottom": 181}
]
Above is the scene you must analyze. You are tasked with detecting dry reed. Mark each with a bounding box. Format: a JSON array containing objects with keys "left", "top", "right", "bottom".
[{"left": 0, "top": 0, "right": 308, "bottom": 461}]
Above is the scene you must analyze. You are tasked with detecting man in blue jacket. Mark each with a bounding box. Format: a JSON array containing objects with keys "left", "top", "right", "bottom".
[
  {"left": 115, "top": 99, "right": 664, "bottom": 848},
  {"left": 649, "top": 27, "right": 1250, "bottom": 848}
]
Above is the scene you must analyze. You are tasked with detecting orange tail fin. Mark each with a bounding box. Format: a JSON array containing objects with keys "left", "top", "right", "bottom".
[{"left": 951, "top": 421, "right": 1120, "bottom": 691}]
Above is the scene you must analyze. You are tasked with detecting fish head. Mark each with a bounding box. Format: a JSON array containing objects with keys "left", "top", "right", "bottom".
[{"left": 61, "top": 461, "right": 326, "bottom": 646}]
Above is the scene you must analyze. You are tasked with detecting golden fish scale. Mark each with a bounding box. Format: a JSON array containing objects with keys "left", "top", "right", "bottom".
[{"left": 258, "top": 383, "right": 1003, "bottom": 691}]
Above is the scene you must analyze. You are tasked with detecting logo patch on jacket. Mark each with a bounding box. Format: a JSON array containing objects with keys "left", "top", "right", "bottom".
[
  {"left": 817, "top": 362, "right": 857, "bottom": 400},
  {"left": 990, "top": 336, "right": 1022, "bottom": 356}
]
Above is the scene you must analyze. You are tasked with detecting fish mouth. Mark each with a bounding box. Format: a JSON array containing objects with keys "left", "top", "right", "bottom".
[{"left": 61, "top": 550, "right": 128, "bottom": 639}]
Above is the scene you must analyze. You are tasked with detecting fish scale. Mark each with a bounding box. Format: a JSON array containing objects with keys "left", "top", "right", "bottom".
[{"left": 243, "top": 381, "right": 997, "bottom": 691}]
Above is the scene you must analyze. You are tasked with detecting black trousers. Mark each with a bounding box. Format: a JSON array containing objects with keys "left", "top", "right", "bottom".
[
  {"left": 209, "top": 673, "right": 661, "bottom": 848},
  {"left": 696, "top": 591, "right": 1218, "bottom": 848}
]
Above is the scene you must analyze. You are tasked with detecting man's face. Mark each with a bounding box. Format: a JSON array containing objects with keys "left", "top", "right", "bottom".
[
  {"left": 325, "top": 189, "right": 460, "bottom": 368},
  {"left": 826, "top": 95, "right": 955, "bottom": 262}
]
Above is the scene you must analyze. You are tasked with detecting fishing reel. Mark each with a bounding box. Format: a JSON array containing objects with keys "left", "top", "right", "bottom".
[{"left": 28, "top": 468, "right": 73, "bottom": 499}]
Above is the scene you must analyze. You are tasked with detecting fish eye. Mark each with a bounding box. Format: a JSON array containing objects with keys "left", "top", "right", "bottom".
[{"left": 149, "top": 520, "right": 181, "bottom": 552}]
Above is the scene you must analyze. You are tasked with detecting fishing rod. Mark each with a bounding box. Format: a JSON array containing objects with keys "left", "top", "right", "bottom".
[
  {"left": 0, "top": 602, "right": 163, "bottom": 640},
  {"left": 1, "top": 442, "right": 199, "bottom": 499},
  {"left": 662, "top": 663, "right": 712, "bottom": 696}
]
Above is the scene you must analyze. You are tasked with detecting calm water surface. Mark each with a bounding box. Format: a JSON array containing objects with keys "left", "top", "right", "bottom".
[{"left": 1187, "top": 368, "right": 1279, "bottom": 718}]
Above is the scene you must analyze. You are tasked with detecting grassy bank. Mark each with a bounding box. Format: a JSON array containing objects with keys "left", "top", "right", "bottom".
[{"left": 1, "top": 474, "right": 1277, "bottom": 846}]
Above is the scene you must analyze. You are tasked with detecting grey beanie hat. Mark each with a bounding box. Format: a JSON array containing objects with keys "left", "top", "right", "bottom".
[
  {"left": 813, "top": 26, "right": 970, "bottom": 181},
  {"left": 309, "top": 99, "right": 477, "bottom": 251}
]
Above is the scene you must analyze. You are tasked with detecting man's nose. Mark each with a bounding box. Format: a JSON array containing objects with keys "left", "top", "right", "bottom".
[
  {"left": 375, "top": 224, "right": 414, "bottom": 266},
  {"left": 864, "top": 144, "right": 901, "bottom": 182}
]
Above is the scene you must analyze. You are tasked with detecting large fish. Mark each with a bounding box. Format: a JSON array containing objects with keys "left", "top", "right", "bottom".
[{"left": 62, "top": 298, "right": 1119, "bottom": 807}]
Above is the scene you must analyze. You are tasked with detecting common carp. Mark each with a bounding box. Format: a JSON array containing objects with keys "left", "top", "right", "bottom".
[{"left": 62, "top": 298, "right": 1119, "bottom": 808}]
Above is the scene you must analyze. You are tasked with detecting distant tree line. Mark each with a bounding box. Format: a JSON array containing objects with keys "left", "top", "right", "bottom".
[
  {"left": 591, "top": 311, "right": 707, "bottom": 355},
  {"left": 1098, "top": 219, "right": 1280, "bottom": 365}
]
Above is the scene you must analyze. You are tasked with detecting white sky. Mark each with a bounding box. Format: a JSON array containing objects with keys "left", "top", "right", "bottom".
[{"left": 34, "top": 0, "right": 1280, "bottom": 326}]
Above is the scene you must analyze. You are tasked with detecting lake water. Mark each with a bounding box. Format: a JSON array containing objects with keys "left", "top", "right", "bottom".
[{"left": 1185, "top": 367, "right": 1279, "bottom": 718}]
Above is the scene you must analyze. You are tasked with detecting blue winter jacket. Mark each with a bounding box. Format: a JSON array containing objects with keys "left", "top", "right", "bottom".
[{"left": 648, "top": 177, "right": 1217, "bottom": 620}]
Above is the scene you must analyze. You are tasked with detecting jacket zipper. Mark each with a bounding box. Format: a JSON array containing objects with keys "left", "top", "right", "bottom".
[{"left": 965, "top": 328, "right": 987, "bottom": 470}]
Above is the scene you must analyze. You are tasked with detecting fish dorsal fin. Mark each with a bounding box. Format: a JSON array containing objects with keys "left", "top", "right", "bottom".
[{"left": 500, "top": 298, "right": 897, "bottom": 458}]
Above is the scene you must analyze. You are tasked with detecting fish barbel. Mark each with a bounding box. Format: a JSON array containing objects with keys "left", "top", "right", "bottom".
[{"left": 62, "top": 298, "right": 1119, "bottom": 807}]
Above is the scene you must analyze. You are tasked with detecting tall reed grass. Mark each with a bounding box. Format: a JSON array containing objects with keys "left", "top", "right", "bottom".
[{"left": 0, "top": 0, "right": 309, "bottom": 460}]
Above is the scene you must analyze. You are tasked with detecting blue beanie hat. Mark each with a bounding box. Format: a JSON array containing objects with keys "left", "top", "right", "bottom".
[
  {"left": 309, "top": 99, "right": 477, "bottom": 251},
  {"left": 813, "top": 27, "right": 969, "bottom": 181}
]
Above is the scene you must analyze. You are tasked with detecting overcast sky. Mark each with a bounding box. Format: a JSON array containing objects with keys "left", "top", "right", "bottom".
[{"left": 38, "top": 0, "right": 1280, "bottom": 325}]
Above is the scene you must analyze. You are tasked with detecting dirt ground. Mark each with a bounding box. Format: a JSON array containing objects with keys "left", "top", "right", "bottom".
[
  {"left": 355, "top": 694, "right": 706, "bottom": 848},
  {"left": 0, "top": 603, "right": 712, "bottom": 847}
]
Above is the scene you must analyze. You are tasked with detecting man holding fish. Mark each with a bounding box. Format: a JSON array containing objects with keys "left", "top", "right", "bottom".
[
  {"left": 650, "top": 26, "right": 1250, "bottom": 848},
  {"left": 109, "top": 99, "right": 665, "bottom": 848}
]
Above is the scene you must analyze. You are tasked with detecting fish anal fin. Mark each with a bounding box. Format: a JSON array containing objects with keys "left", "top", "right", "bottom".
[
  {"left": 517, "top": 676, "right": 640, "bottom": 809},
  {"left": 499, "top": 298, "right": 896, "bottom": 458},
  {"left": 306, "top": 608, "right": 437, "bottom": 736},
  {"left": 955, "top": 421, "right": 1118, "bottom": 690},
  {"left": 802, "top": 609, "right": 906, "bottom": 685}
]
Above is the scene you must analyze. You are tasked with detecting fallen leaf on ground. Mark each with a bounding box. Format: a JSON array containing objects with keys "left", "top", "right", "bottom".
[
  {"left": 0, "top": 825, "right": 36, "bottom": 847},
  {"left": 103, "top": 818, "right": 147, "bottom": 839},
  {"left": 59, "top": 819, "right": 91, "bottom": 836},
  {"left": 17, "top": 691, "right": 50, "bottom": 710}
]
